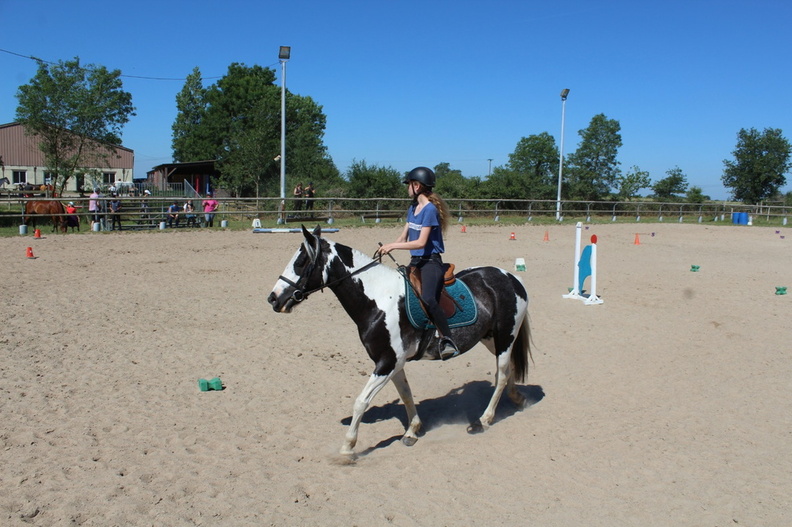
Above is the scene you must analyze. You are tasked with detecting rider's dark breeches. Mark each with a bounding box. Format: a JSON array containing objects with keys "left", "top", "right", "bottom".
[{"left": 411, "top": 255, "right": 452, "bottom": 338}]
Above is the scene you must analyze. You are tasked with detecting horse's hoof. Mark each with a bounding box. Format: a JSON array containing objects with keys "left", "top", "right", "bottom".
[
  {"left": 511, "top": 397, "right": 529, "bottom": 410},
  {"left": 466, "top": 421, "right": 486, "bottom": 434},
  {"left": 401, "top": 435, "right": 418, "bottom": 447},
  {"left": 334, "top": 451, "right": 358, "bottom": 465}
]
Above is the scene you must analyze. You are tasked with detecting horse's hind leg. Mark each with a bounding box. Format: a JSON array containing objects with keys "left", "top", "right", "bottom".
[
  {"left": 476, "top": 351, "right": 512, "bottom": 430},
  {"left": 341, "top": 372, "right": 393, "bottom": 456},
  {"left": 390, "top": 369, "right": 422, "bottom": 446},
  {"left": 506, "top": 375, "right": 528, "bottom": 409}
]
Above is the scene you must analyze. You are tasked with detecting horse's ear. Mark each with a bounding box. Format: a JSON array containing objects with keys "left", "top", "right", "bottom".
[
  {"left": 301, "top": 224, "right": 314, "bottom": 243},
  {"left": 301, "top": 225, "right": 318, "bottom": 262},
  {"left": 312, "top": 224, "right": 322, "bottom": 238}
]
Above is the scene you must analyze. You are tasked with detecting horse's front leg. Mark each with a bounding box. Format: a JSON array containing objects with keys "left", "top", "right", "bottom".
[
  {"left": 390, "top": 368, "right": 422, "bottom": 446},
  {"left": 341, "top": 372, "right": 393, "bottom": 456}
]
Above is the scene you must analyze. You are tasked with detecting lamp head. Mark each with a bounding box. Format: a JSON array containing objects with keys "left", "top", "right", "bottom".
[
  {"left": 279, "top": 46, "right": 291, "bottom": 60},
  {"left": 560, "top": 88, "right": 570, "bottom": 100}
]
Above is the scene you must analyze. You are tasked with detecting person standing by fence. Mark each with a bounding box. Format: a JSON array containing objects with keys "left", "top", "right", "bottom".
[
  {"left": 109, "top": 194, "right": 123, "bottom": 231},
  {"left": 89, "top": 188, "right": 100, "bottom": 230},
  {"left": 293, "top": 183, "right": 303, "bottom": 212},
  {"left": 202, "top": 192, "right": 219, "bottom": 227},
  {"left": 304, "top": 182, "right": 315, "bottom": 212}
]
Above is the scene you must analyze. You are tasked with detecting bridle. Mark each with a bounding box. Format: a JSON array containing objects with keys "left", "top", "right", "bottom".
[{"left": 277, "top": 239, "right": 382, "bottom": 304}]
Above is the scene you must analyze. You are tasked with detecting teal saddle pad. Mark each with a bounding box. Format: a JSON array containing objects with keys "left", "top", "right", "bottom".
[{"left": 405, "top": 278, "right": 478, "bottom": 330}]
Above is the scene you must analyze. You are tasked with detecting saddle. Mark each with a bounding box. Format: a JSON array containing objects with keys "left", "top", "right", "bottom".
[{"left": 404, "top": 264, "right": 478, "bottom": 330}]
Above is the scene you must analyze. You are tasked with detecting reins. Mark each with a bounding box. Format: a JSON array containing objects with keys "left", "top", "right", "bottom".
[{"left": 278, "top": 245, "right": 385, "bottom": 304}]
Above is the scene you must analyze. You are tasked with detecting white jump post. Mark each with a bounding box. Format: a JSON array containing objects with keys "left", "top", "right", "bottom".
[
  {"left": 563, "top": 222, "right": 583, "bottom": 299},
  {"left": 562, "top": 222, "right": 603, "bottom": 305}
]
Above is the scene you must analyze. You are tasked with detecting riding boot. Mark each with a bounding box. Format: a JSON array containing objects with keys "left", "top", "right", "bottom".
[{"left": 426, "top": 304, "right": 459, "bottom": 360}]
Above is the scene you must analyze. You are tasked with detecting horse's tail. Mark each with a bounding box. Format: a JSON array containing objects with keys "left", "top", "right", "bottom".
[{"left": 511, "top": 312, "right": 532, "bottom": 383}]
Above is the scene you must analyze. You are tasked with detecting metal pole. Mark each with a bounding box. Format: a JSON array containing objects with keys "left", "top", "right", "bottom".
[
  {"left": 278, "top": 57, "right": 288, "bottom": 223},
  {"left": 556, "top": 89, "right": 569, "bottom": 221}
]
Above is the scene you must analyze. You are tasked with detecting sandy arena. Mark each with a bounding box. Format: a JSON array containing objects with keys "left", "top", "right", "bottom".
[{"left": 1, "top": 222, "right": 790, "bottom": 526}]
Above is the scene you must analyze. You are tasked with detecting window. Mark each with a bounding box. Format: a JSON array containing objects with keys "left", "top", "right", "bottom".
[
  {"left": 103, "top": 172, "right": 116, "bottom": 185},
  {"left": 12, "top": 171, "right": 26, "bottom": 184}
]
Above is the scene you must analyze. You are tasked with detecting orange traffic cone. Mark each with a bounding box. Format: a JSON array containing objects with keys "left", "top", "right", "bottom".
[
  {"left": 634, "top": 233, "right": 641, "bottom": 245},
  {"left": 509, "top": 232, "right": 516, "bottom": 241},
  {"left": 34, "top": 229, "right": 42, "bottom": 239},
  {"left": 26, "top": 247, "right": 36, "bottom": 259},
  {"left": 461, "top": 225, "right": 467, "bottom": 233},
  {"left": 543, "top": 230, "right": 549, "bottom": 242}
]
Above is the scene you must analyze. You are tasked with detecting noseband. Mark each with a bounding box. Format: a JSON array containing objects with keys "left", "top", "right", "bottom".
[{"left": 278, "top": 242, "right": 382, "bottom": 304}]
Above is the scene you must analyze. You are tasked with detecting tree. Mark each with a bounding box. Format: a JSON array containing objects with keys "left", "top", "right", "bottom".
[
  {"left": 652, "top": 166, "right": 688, "bottom": 201},
  {"left": 565, "top": 114, "right": 622, "bottom": 201},
  {"left": 433, "top": 162, "right": 469, "bottom": 199},
  {"left": 172, "top": 67, "right": 209, "bottom": 162},
  {"left": 344, "top": 160, "right": 403, "bottom": 209},
  {"left": 482, "top": 133, "right": 559, "bottom": 206},
  {"left": 722, "top": 127, "right": 791, "bottom": 204},
  {"left": 15, "top": 57, "right": 135, "bottom": 195},
  {"left": 617, "top": 166, "right": 651, "bottom": 200},
  {"left": 686, "top": 186, "right": 709, "bottom": 203},
  {"left": 172, "top": 63, "right": 338, "bottom": 196}
]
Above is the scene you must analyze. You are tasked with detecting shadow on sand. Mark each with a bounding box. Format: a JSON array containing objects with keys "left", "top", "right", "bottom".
[{"left": 340, "top": 381, "right": 545, "bottom": 454}]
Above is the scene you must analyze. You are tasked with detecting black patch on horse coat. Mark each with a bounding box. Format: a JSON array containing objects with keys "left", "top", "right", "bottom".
[
  {"left": 333, "top": 243, "right": 355, "bottom": 268},
  {"left": 323, "top": 246, "right": 398, "bottom": 375}
]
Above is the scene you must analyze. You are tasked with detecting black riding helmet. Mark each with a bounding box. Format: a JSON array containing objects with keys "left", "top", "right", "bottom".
[{"left": 403, "top": 166, "right": 436, "bottom": 188}]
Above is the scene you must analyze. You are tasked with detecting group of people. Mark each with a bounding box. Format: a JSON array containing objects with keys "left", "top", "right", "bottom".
[
  {"left": 84, "top": 188, "right": 220, "bottom": 230},
  {"left": 167, "top": 193, "right": 219, "bottom": 228},
  {"left": 292, "top": 182, "right": 316, "bottom": 212},
  {"left": 87, "top": 187, "right": 130, "bottom": 231}
]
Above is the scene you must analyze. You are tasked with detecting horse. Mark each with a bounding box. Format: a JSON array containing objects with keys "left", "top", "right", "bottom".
[
  {"left": 268, "top": 226, "right": 532, "bottom": 457},
  {"left": 23, "top": 200, "right": 67, "bottom": 233}
]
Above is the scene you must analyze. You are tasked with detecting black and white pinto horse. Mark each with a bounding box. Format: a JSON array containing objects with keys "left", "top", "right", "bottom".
[{"left": 268, "top": 226, "right": 532, "bottom": 457}]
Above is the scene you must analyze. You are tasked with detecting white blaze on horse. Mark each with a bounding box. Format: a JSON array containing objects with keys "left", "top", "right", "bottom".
[{"left": 268, "top": 226, "right": 533, "bottom": 457}]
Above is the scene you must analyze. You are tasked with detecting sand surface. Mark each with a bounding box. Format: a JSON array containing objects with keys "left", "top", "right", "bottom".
[{"left": 1, "top": 222, "right": 790, "bottom": 526}]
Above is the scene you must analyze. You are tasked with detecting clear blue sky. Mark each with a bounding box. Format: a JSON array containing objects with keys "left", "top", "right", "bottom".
[{"left": 2, "top": 0, "right": 790, "bottom": 200}]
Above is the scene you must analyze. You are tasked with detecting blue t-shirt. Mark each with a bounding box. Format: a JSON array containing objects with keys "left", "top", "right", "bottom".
[{"left": 407, "top": 202, "right": 444, "bottom": 257}]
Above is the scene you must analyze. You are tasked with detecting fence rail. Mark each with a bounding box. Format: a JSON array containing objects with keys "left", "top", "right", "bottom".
[{"left": 2, "top": 196, "right": 790, "bottom": 227}]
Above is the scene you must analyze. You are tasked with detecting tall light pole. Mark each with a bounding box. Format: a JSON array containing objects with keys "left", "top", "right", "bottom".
[
  {"left": 556, "top": 88, "right": 570, "bottom": 221},
  {"left": 278, "top": 46, "right": 291, "bottom": 224},
  {"left": 487, "top": 158, "right": 493, "bottom": 177}
]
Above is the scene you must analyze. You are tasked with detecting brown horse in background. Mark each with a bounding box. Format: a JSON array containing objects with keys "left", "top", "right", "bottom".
[{"left": 24, "top": 201, "right": 67, "bottom": 233}]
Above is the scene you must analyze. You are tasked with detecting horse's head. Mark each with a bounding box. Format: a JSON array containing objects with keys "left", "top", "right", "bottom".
[{"left": 268, "top": 225, "right": 328, "bottom": 313}]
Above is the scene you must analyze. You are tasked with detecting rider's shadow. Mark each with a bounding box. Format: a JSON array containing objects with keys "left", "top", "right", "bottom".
[{"left": 340, "top": 381, "right": 545, "bottom": 434}]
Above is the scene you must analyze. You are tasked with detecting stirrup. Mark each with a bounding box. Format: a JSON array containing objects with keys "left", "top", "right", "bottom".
[{"left": 439, "top": 338, "right": 459, "bottom": 361}]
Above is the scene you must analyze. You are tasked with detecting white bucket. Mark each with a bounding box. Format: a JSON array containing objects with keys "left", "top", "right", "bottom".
[
  {"left": 19, "top": 225, "right": 28, "bottom": 235},
  {"left": 220, "top": 220, "right": 228, "bottom": 228},
  {"left": 159, "top": 221, "right": 166, "bottom": 230},
  {"left": 92, "top": 222, "right": 101, "bottom": 232}
]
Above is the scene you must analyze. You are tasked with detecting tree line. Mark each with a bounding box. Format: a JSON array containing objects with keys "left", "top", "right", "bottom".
[{"left": 13, "top": 58, "right": 792, "bottom": 205}]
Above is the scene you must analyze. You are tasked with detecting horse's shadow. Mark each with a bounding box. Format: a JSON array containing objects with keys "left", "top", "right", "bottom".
[{"left": 340, "top": 381, "right": 545, "bottom": 448}]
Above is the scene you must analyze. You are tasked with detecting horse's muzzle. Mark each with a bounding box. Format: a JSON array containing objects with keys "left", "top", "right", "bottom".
[{"left": 268, "top": 291, "right": 295, "bottom": 313}]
